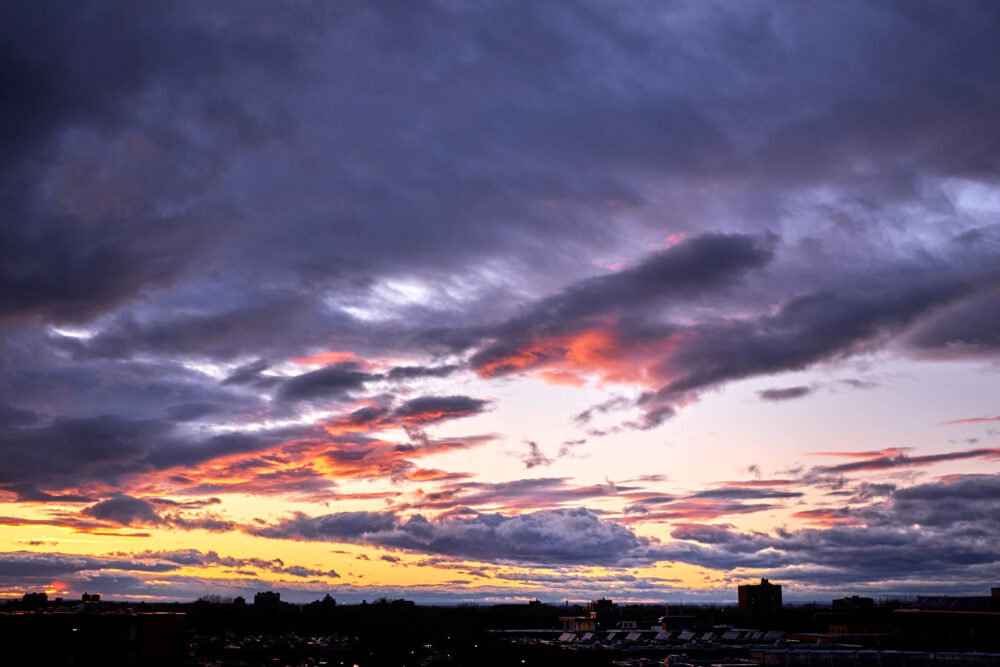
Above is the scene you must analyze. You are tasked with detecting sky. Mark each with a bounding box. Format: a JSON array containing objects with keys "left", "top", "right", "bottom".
[{"left": 2, "top": 0, "right": 1000, "bottom": 605}]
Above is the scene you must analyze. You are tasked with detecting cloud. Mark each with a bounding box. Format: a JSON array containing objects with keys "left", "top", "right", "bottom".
[
  {"left": 82, "top": 495, "right": 162, "bottom": 526},
  {"left": 221, "top": 359, "right": 275, "bottom": 387},
  {"left": 905, "top": 289, "right": 1000, "bottom": 358},
  {"left": 670, "top": 523, "right": 744, "bottom": 545},
  {"left": 758, "top": 386, "right": 812, "bottom": 402},
  {"left": 391, "top": 395, "right": 490, "bottom": 425},
  {"left": 520, "top": 441, "right": 554, "bottom": 469},
  {"left": 277, "top": 362, "right": 373, "bottom": 403},
  {"left": 251, "top": 511, "right": 399, "bottom": 540},
  {"left": 250, "top": 507, "right": 661, "bottom": 566},
  {"left": 245, "top": 473, "right": 1000, "bottom": 584},
  {"left": 0, "top": 0, "right": 312, "bottom": 328},
  {"left": 0, "top": 548, "right": 340, "bottom": 596},
  {"left": 0, "top": 414, "right": 173, "bottom": 494},
  {"left": 400, "top": 477, "right": 634, "bottom": 513},
  {"left": 937, "top": 416, "right": 1000, "bottom": 425},
  {"left": 468, "top": 233, "right": 775, "bottom": 380},
  {"left": 691, "top": 487, "right": 804, "bottom": 500},
  {"left": 0, "top": 406, "right": 304, "bottom": 499},
  {"left": 450, "top": 226, "right": 1000, "bottom": 429},
  {"left": 815, "top": 447, "right": 1000, "bottom": 473},
  {"left": 651, "top": 474, "right": 1000, "bottom": 587},
  {"left": 386, "top": 364, "right": 461, "bottom": 380},
  {"left": 2, "top": 0, "right": 1000, "bottom": 601}
]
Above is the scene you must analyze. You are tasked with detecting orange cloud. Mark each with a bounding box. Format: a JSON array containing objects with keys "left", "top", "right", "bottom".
[
  {"left": 936, "top": 415, "right": 1000, "bottom": 425},
  {"left": 0, "top": 514, "right": 151, "bottom": 537},
  {"left": 409, "top": 468, "right": 473, "bottom": 482},
  {"left": 476, "top": 327, "right": 686, "bottom": 387},
  {"left": 292, "top": 350, "right": 368, "bottom": 368},
  {"left": 791, "top": 509, "right": 862, "bottom": 527},
  {"left": 618, "top": 498, "right": 777, "bottom": 524},
  {"left": 143, "top": 432, "right": 492, "bottom": 499},
  {"left": 719, "top": 479, "right": 798, "bottom": 487},
  {"left": 806, "top": 447, "right": 912, "bottom": 458}
]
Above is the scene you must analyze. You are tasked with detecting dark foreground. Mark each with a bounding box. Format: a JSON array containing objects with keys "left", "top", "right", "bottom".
[{"left": 1, "top": 593, "right": 999, "bottom": 666}]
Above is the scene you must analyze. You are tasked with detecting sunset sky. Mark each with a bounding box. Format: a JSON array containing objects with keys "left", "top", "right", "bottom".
[{"left": 2, "top": 1, "right": 1000, "bottom": 604}]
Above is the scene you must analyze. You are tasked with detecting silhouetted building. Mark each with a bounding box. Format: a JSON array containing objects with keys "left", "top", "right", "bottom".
[
  {"left": 559, "top": 614, "right": 597, "bottom": 632},
  {"left": 22, "top": 592, "right": 47, "bottom": 608},
  {"left": 832, "top": 595, "right": 874, "bottom": 610},
  {"left": 586, "top": 597, "right": 618, "bottom": 629},
  {"left": 819, "top": 597, "right": 894, "bottom": 642},
  {"left": 82, "top": 592, "right": 100, "bottom": 602},
  {"left": 738, "top": 578, "right": 783, "bottom": 614},
  {"left": 914, "top": 594, "right": 1000, "bottom": 612},
  {"left": 254, "top": 591, "right": 281, "bottom": 609},
  {"left": 560, "top": 598, "right": 619, "bottom": 632},
  {"left": 896, "top": 591, "right": 1000, "bottom": 650},
  {"left": 0, "top": 611, "right": 183, "bottom": 666}
]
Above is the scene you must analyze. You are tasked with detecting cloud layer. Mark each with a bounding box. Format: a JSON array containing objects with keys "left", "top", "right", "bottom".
[{"left": 2, "top": 0, "right": 1000, "bottom": 601}]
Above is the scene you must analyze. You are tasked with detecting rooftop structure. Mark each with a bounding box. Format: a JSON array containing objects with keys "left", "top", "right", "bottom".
[{"left": 738, "top": 578, "right": 783, "bottom": 614}]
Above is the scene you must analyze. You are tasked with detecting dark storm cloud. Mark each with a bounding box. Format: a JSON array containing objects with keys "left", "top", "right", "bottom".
[
  {"left": 165, "top": 402, "right": 225, "bottom": 422},
  {"left": 3, "top": 0, "right": 1000, "bottom": 352},
  {"left": 0, "top": 414, "right": 173, "bottom": 493},
  {"left": 76, "top": 295, "right": 373, "bottom": 363},
  {"left": 0, "top": 552, "right": 178, "bottom": 583},
  {"left": 277, "top": 361, "right": 374, "bottom": 403},
  {"left": 652, "top": 474, "right": 1000, "bottom": 587},
  {"left": 391, "top": 395, "right": 490, "bottom": 424},
  {"left": 443, "top": 226, "right": 1000, "bottom": 430},
  {"left": 386, "top": 365, "right": 461, "bottom": 381},
  {"left": 2, "top": 0, "right": 999, "bottom": 412},
  {"left": 0, "top": 208, "right": 214, "bottom": 328},
  {"left": 221, "top": 359, "right": 274, "bottom": 387},
  {"left": 345, "top": 405, "right": 390, "bottom": 427},
  {"left": 656, "top": 272, "right": 979, "bottom": 400},
  {"left": 0, "top": 0, "right": 281, "bottom": 170},
  {"left": 251, "top": 511, "right": 399, "bottom": 541},
  {"left": 0, "top": 405, "right": 38, "bottom": 427},
  {"left": 1, "top": 0, "right": 1000, "bottom": 604},
  {"left": 516, "top": 232, "right": 772, "bottom": 329},
  {"left": 249, "top": 474, "right": 1000, "bottom": 575},
  {"left": 894, "top": 475, "right": 1000, "bottom": 502},
  {"left": 758, "top": 386, "right": 812, "bottom": 402},
  {"left": 691, "top": 487, "right": 804, "bottom": 501},
  {"left": 399, "top": 477, "right": 633, "bottom": 513},
  {"left": 131, "top": 549, "right": 339, "bottom": 579},
  {"left": 82, "top": 495, "right": 162, "bottom": 526},
  {"left": 468, "top": 233, "right": 774, "bottom": 374},
  {"left": 250, "top": 507, "right": 660, "bottom": 566},
  {"left": 816, "top": 447, "right": 1000, "bottom": 473},
  {"left": 670, "top": 523, "right": 744, "bottom": 545},
  {"left": 0, "top": 1, "right": 311, "bottom": 328},
  {"left": 905, "top": 289, "right": 1000, "bottom": 357},
  {"left": 0, "top": 336, "right": 271, "bottom": 426},
  {"left": 0, "top": 410, "right": 300, "bottom": 496},
  {"left": 313, "top": 394, "right": 491, "bottom": 443},
  {"left": 0, "top": 548, "right": 339, "bottom": 591}
]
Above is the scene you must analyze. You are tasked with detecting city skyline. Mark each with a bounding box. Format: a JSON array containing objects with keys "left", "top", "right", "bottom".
[{"left": 2, "top": 1, "right": 1000, "bottom": 604}]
